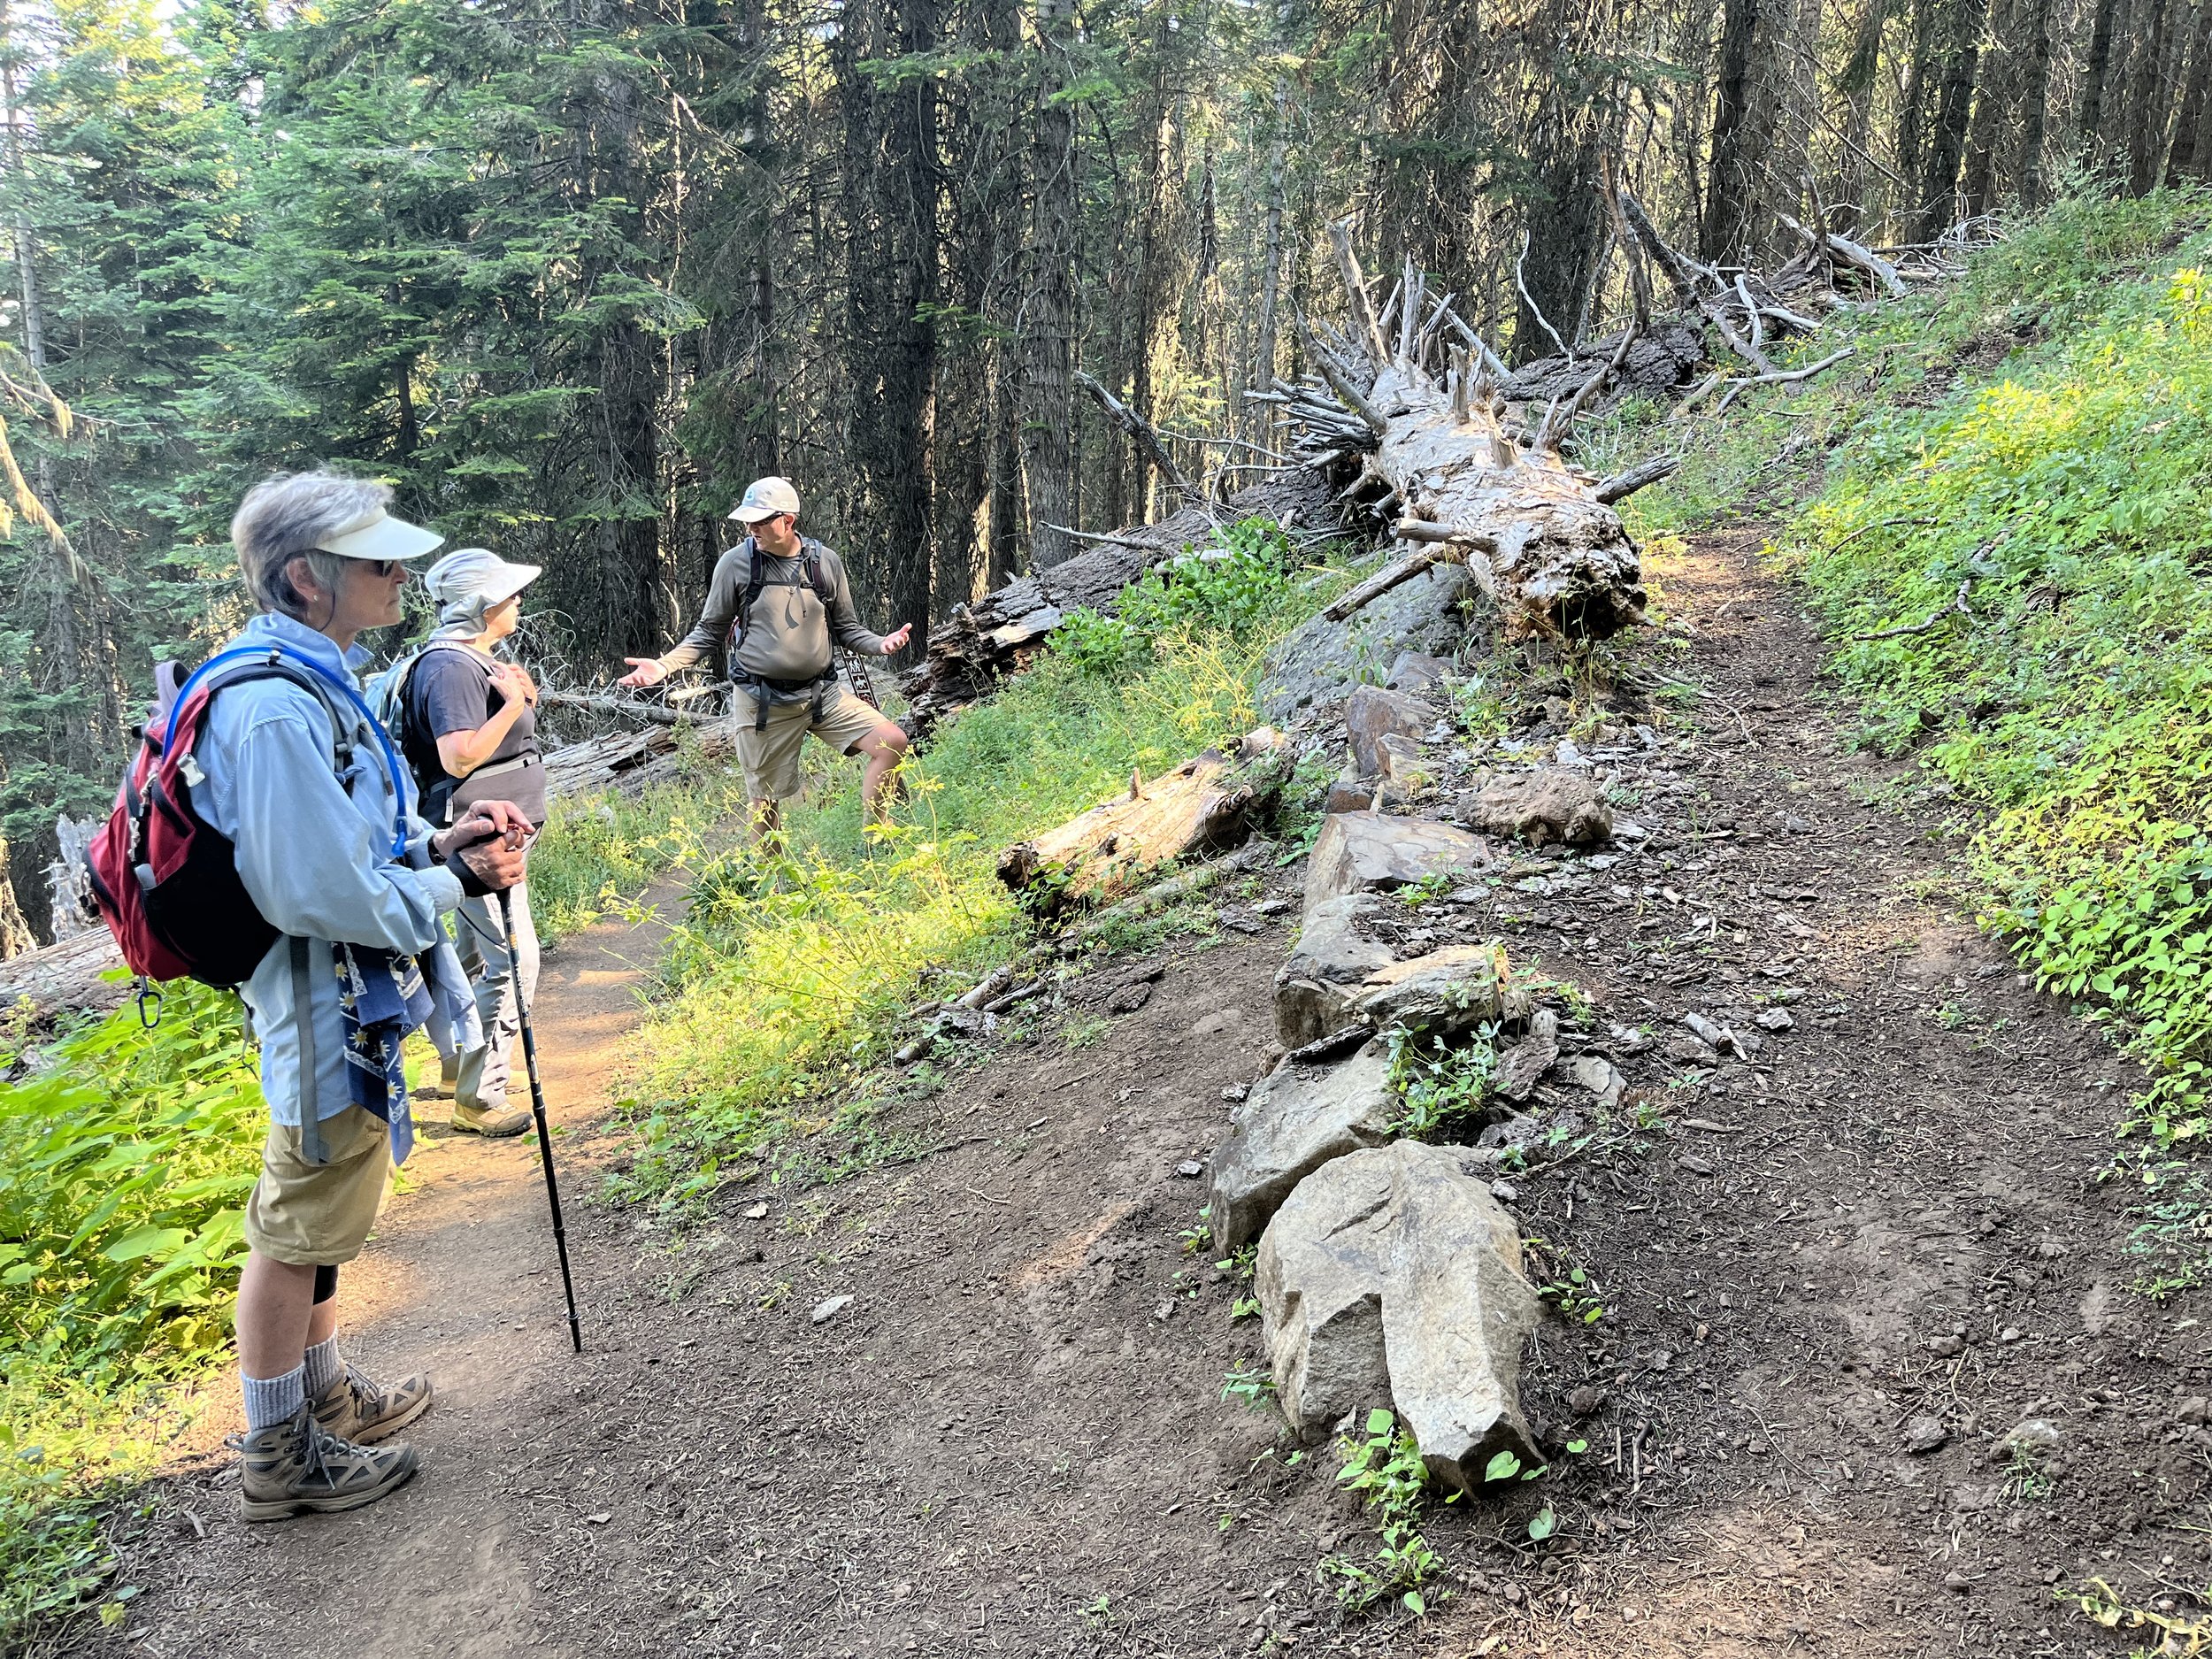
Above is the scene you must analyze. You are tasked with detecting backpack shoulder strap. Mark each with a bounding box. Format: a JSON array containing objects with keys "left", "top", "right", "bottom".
[
  {"left": 733, "top": 537, "right": 768, "bottom": 647},
  {"left": 802, "top": 540, "right": 833, "bottom": 604},
  {"left": 197, "top": 658, "right": 357, "bottom": 776}
]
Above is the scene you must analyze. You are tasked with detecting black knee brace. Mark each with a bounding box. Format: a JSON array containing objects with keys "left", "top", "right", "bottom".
[{"left": 312, "top": 1264, "right": 339, "bottom": 1304}]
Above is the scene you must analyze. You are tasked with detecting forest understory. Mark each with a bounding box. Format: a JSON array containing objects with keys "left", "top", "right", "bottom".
[{"left": 44, "top": 528, "right": 2208, "bottom": 1659}]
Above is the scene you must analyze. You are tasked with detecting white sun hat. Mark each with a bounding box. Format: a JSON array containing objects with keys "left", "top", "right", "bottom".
[
  {"left": 314, "top": 506, "right": 445, "bottom": 564},
  {"left": 424, "top": 546, "right": 543, "bottom": 626},
  {"left": 729, "top": 475, "right": 803, "bottom": 523}
]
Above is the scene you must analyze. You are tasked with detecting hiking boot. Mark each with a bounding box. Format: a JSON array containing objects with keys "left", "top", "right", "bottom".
[
  {"left": 239, "top": 1404, "right": 418, "bottom": 1522},
  {"left": 451, "top": 1100, "right": 531, "bottom": 1137},
  {"left": 310, "top": 1360, "right": 434, "bottom": 1445}
]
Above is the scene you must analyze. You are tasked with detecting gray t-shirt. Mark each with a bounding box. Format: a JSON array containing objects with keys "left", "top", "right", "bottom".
[{"left": 409, "top": 644, "right": 549, "bottom": 827}]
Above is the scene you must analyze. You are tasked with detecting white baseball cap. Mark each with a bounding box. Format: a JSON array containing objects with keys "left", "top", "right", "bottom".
[
  {"left": 313, "top": 507, "right": 445, "bottom": 564},
  {"left": 729, "top": 475, "right": 803, "bottom": 524}
]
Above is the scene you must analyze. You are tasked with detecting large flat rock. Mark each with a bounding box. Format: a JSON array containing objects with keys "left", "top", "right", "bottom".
[
  {"left": 1304, "top": 812, "right": 1493, "bottom": 912},
  {"left": 1350, "top": 943, "right": 1508, "bottom": 1039},
  {"left": 1256, "top": 1139, "right": 1541, "bottom": 1492},
  {"left": 1463, "top": 768, "right": 1612, "bottom": 847},
  {"left": 1206, "top": 1041, "right": 1396, "bottom": 1252},
  {"left": 1273, "top": 895, "right": 1394, "bottom": 1048}
]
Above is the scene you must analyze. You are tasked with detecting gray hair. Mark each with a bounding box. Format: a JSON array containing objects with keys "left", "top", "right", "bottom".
[{"left": 232, "top": 470, "right": 390, "bottom": 619}]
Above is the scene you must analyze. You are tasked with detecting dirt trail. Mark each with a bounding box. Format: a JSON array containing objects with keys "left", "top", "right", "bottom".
[
  {"left": 72, "top": 533, "right": 2210, "bottom": 1659},
  {"left": 58, "top": 898, "right": 673, "bottom": 1659}
]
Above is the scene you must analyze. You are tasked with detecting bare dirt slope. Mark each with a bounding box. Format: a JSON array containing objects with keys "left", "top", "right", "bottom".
[{"left": 62, "top": 532, "right": 2210, "bottom": 1659}]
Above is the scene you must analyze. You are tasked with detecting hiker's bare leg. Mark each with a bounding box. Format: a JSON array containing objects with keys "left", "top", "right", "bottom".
[
  {"left": 856, "top": 722, "right": 910, "bottom": 823},
  {"left": 236, "top": 1250, "right": 321, "bottom": 1380},
  {"left": 748, "top": 797, "right": 782, "bottom": 841}
]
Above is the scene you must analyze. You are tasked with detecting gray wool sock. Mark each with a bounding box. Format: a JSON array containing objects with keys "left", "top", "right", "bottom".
[
  {"left": 242, "top": 1364, "right": 306, "bottom": 1431},
  {"left": 302, "top": 1335, "right": 342, "bottom": 1398}
]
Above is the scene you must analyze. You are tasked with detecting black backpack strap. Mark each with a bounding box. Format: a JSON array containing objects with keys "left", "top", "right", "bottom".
[
  {"left": 734, "top": 537, "right": 767, "bottom": 649},
  {"left": 201, "top": 658, "right": 357, "bottom": 775},
  {"left": 803, "top": 541, "right": 833, "bottom": 604}
]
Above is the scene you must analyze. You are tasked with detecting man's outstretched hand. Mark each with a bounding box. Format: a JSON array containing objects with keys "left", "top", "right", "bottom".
[
  {"left": 617, "top": 657, "right": 669, "bottom": 689},
  {"left": 434, "top": 801, "right": 531, "bottom": 895},
  {"left": 879, "top": 623, "right": 913, "bottom": 656}
]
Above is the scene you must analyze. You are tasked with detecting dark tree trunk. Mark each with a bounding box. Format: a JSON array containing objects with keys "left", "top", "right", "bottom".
[
  {"left": 2078, "top": 0, "right": 2130, "bottom": 162},
  {"left": 1022, "top": 0, "right": 1079, "bottom": 568},
  {"left": 2171, "top": 0, "right": 2212, "bottom": 180},
  {"left": 2125, "top": 0, "right": 2181, "bottom": 190},
  {"left": 1959, "top": 0, "right": 2018, "bottom": 216},
  {"left": 1701, "top": 0, "right": 1765, "bottom": 260},
  {"left": 1916, "top": 0, "right": 1983, "bottom": 235},
  {"left": 2016, "top": 0, "right": 2057, "bottom": 202}
]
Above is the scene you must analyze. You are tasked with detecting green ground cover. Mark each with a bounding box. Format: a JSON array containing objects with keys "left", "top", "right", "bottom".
[{"left": 1619, "top": 186, "right": 2212, "bottom": 1294}]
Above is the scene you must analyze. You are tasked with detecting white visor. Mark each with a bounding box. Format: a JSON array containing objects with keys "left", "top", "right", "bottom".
[{"left": 315, "top": 511, "right": 445, "bottom": 563}]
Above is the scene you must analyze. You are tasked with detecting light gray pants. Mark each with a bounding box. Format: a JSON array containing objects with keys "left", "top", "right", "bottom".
[{"left": 452, "top": 880, "right": 540, "bottom": 1112}]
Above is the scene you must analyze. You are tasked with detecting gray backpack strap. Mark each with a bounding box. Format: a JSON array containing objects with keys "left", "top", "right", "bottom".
[{"left": 291, "top": 935, "right": 328, "bottom": 1168}]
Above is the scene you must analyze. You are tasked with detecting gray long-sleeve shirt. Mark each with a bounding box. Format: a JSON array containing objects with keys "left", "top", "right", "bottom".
[{"left": 657, "top": 539, "right": 887, "bottom": 682}]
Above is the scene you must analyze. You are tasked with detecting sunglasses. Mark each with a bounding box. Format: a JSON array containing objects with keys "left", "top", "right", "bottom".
[{"left": 361, "top": 558, "right": 404, "bottom": 579}]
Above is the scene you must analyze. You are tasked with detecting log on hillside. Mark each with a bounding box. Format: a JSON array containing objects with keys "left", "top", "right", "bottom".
[
  {"left": 900, "top": 471, "right": 1333, "bottom": 734},
  {"left": 998, "top": 728, "right": 1291, "bottom": 904}
]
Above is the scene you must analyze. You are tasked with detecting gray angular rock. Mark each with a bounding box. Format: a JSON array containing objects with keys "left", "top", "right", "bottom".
[
  {"left": 1205, "top": 1041, "right": 1397, "bottom": 1251},
  {"left": 1374, "top": 734, "right": 1437, "bottom": 808},
  {"left": 1259, "top": 563, "right": 1487, "bottom": 723},
  {"left": 1256, "top": 1140, "right": 1540, "bottom": 1492},
  {"left": 1463, "top": 770, "right": 1613, "bottom": 847},
  {"left": 1561, "top": 1054, "right": 1624, "bottom": 1110},
  {"left": 1274, "top": 895, "right": 1394, "bottom": 1048},
  {"left": 1386, "top": 651, "right": 1454, "bottom": 695},
  {"left": 1304, "top": 813, "right": 1493, "bottom": 912},
  {"left": 1348, "top": 944, "right": 1507, "bottom": 1039},
  {"left": 1344, "top": 686, "right": 1433, "bottom": 778}
]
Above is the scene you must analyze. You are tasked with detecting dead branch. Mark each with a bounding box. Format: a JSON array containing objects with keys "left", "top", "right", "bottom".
[
  {"left": 1327, "top": 218, "right": 1390, "bottom": 373},
  {"left": 1076, "top": 370, "right": 1194, "bottom": 497},
  {"left": 1298, "top": 319, "right": 1389, "bottom": 435},
  {"left": 1594, "top": 455, "right": 1680, "bottom": 503},
  {"left": 1853, "top": 576, "right": 1973, "bottom": 641}
]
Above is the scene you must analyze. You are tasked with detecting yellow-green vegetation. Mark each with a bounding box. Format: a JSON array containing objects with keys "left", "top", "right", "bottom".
[
  {"left": 1620, "top": 187, "right": 2212, "bottom": 1294},
  {"left": 611, "top": 518, "right": 1348, "bottom": 1208},
  {"left": 0, "top": 763, "right": 733, "bottom": 1640}
]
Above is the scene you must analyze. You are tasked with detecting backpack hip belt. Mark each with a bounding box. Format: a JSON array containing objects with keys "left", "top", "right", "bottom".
[{"left": 735, "top": 669, "right": 836, "bottom": 733}]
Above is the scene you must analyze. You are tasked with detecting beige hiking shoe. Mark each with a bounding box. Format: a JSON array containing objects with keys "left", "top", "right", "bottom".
[
  {"left": 310, "top": 1360, "right": 434, "bottom": 1445},
  {"left": 450, "top": 1100, "right": 531, "bottom": 1137},
  {"left": 239, "top": 1404, "right": 418, "bottom": 1522}
]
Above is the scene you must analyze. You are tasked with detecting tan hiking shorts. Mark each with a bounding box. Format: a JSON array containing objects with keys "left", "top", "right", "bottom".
[
  {"left": 730, "top": 681, "right": 887, "bottom": 801},
  {"left": 242, "top": 1106, "right": 393, "bottom": 1266}
]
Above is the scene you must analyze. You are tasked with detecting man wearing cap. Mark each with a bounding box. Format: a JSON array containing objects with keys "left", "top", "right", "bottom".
[
  {"left": 615, "top": 476, "right": 912, "bottom": 833},
  {"left": 204, "top": 469, "right": 529, "bottom": 1519},
  {"left": 395, "top": 545, "right": 549, "bottom": 1138}
]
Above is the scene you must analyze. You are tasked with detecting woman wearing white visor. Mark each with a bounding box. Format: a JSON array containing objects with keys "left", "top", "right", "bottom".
[{"left": 390, "top": 547, "right": 548, "bottom": 1138}]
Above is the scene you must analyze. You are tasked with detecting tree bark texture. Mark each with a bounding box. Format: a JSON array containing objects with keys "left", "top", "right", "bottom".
[{"left": 1021, "top": 0, "right": 1079, "bottom": 569}]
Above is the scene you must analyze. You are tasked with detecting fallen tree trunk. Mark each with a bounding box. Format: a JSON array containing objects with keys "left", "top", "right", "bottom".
[
  {"left": 1291, "top": 220, "right": 1647, "bottom": 641},
  {"left": 997, "top": 728, "right": 1291, "bottom": 904},
  {"left": 898, "top": 471, "right": 1333, "bottom": 735}
]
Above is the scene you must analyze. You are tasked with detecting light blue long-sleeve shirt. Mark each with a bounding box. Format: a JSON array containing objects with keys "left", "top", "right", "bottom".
[{"left": 192, "top": 613, "right": 466, "bottom": 1125}]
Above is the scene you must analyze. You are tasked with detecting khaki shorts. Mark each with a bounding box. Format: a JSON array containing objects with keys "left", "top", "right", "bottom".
[
  {"left": 242, "top": 1107, "right": 393, "bottom": 1266},
  {"left": 731, "top": 681, "right": 887, "bottom": 801}
]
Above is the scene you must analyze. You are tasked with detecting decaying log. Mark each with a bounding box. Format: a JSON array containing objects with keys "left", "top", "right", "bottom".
[
  {"left": 997, "top": 728, "right": 1291, "bottom": 903},
  {"left": 898, "top": 472, "right": 1333, "bottom": 735},
  {"left": 1282, "top": 234, "right": 1648, "bottom": 639},
  {"left": 1593, "top": 455, "right": 1680, "bottom": 503},
  {"left": 540, "top": 688, "right": 702, "bottom": 728}
]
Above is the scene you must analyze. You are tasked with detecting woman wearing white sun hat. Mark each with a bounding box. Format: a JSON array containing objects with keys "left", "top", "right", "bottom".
[{"left": 390, "top": 544, "right": 549, "bottom": 1137}]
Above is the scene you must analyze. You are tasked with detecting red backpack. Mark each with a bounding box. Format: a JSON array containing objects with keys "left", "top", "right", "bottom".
[{"left": 84, "top": 644, "right": 409, "bottom": 1007}]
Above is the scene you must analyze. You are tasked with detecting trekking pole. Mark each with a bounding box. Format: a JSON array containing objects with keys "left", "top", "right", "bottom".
[
  {"left": 841, "top": 644, "right": 880, "bottom": 710},
  {"left": 498, "top": 887, "right": 583, "bottom": 1354}
]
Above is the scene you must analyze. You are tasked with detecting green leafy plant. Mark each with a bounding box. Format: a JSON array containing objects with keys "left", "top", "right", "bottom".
[
  {"left": 1319, "top": 1409, "right": 1449, "bottom": 1617},
  {"left": 1385, "top": 1025, "right": 1499, "bottom": 1137},
  {"left": 1220, "top": 1363, "right": 1276, "bottom": 1409}
]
